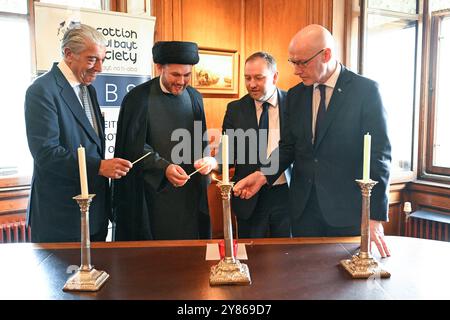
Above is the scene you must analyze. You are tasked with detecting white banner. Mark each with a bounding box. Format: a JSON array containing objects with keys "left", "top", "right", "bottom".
[{"left": 34, "top": 2, "right": 155, "bottom": 158}]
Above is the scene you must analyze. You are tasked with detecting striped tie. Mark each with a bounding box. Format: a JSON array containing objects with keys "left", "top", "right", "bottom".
[{"left": 79, "top": 85, "right": 98, "bottom": 135}]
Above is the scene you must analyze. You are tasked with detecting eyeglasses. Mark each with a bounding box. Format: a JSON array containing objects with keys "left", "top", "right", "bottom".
[{"left": 288, "top": 48, "right": 325, "bottom": 67}]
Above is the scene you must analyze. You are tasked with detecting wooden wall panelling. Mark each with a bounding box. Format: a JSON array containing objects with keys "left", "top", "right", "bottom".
[
  {"left": 244, "top": 0, "right": 263, "bottom": 60},
  {"left": 385, "top": 183, "right": 407, "bottom": 236},
  {"left": 110, "top": 0, "right": 127, "bottom": 12},
  {"left": 172, "top": 0, "right": 183, "bottom": 40},
  {"left": 262, "top": 0, "right": 311, "bottom": 91},
  {"left": 178, "top": 0, "right": 245, "bottom": 143},
  {"left": 179, "top": 0, "right": 242, "bottom": 49},
  {"left": 307, "top": 0, "right": 333, "bottom": 29},
  {"left": 0, "top": 176, "right": 31, "bottom": 224},
  {"left": 406, "top": 183, "right": 450, "bottom": 213},
  {"left": 0, "top": 190, "right": 29, "bottom": 217},
  {"left": 152, "top": 0, "right": 174, "bottom": 41}
]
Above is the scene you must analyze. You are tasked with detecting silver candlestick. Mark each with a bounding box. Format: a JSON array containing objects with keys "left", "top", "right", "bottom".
[
  {"left": 210, "top": 181, "right": 251, "bottom": 285},
  {"left": 340, "top": 179, "right": 391, "bottom": 279},
  {"left": 63, "top": 194, "right": 110, "bottom": 291}
]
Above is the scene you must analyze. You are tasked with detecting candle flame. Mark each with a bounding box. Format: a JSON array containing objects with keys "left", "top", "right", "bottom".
[{"left": 211, "top": 173, "right": 221, "bottom": 183}]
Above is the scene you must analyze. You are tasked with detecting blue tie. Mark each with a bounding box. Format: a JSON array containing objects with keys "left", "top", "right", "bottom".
[
  {"left": 258, "top": 102, "right": 270, "bottom": 160},
  {"left": 314, "top": 84, "right": 326, "bottom": 144}
]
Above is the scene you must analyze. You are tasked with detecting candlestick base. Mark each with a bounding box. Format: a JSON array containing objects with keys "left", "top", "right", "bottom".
[
  {"left": 340, "top": 254, "right": 391, "bottom": 279},
  {"left": 63, "top": 268, "right": 110, "bottom": 292},
  {"left": 63, "top": 194, "right": 110, "bottom": 292},
  {"left": 209, "top": 258, "right": 251, "bottom": 286}
]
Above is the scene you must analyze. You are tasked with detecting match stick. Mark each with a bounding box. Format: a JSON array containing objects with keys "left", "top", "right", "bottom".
[
  {"left": 132, "top": 151, "right": 152, "bottom": 165},
  {"left": 188, "top": 163, "right": 209, "bottom": 177}
]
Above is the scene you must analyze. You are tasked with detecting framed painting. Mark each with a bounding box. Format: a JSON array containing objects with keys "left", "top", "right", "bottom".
[{"left": 192, "top": 48, "right": 239, "bottom": 94}]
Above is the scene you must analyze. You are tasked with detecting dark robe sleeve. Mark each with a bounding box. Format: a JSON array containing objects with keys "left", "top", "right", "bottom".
[{"left": 142, "top": 141, "right": 171, "bottom": 192}]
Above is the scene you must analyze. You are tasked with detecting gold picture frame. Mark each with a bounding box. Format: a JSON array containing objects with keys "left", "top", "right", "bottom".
[{"left": 192, "top": 48, "right": 239, "bottom": 95}]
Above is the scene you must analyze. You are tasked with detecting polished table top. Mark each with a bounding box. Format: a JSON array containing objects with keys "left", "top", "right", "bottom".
[{"left": 0, "top": 236, "right": 449, "bottom": 300}]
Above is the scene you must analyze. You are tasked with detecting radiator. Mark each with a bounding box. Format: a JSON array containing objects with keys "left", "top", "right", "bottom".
[
  {"left": 0, "top": 220, "right": 31, "bottom": 243},
  {"left": 405, "top": 210, "right": 450, "bottom": 242}
]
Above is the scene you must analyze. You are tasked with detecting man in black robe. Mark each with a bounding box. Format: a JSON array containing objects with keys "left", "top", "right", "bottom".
[{"left": 113, "top": 41, "right": 215, "bottom": 240}]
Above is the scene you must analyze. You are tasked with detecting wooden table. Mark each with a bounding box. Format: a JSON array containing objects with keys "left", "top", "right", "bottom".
[{"left": 0, "top": 236, "right": 449, "bottom": 300}]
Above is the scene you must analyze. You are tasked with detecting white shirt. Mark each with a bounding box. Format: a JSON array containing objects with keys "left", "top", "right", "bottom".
[
  {"left": 311, "top": 63, "right": 341, "bottom": 142},
  {"left": 57, "top": 60, "right": 85, "bottom": 107},
  {"left": 255, "top": 90, "right": 287, "bottom": 186},
  {"left": 159, "top": 76, "right": 171, "bottom": 94}
]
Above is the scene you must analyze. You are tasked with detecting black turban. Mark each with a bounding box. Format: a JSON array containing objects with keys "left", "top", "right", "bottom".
[{"left": 152, "top": 41, "right": 200, "bottom": 65}]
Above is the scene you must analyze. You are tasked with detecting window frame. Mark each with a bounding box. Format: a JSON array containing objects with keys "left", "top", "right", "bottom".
[
  {"left": 357, "top": 0, "right": 422, "bottom": 184},
  {"left": 356, "top": 0, "right": 450, "bottom": 185},
  {"left": 424, "top": 10, "right": 450, "bottom": 177}
]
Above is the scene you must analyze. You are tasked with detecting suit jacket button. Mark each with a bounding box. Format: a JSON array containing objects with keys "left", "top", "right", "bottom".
[{"left": 314, "top": 158, "right": 318, "bottom": 163}]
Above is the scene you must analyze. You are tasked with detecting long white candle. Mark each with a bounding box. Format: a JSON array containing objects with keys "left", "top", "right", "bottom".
[
  {"left": 363, "top": 133, "right": 371, "bottom": 181},
  {"left": 78, "top": 145, "right": 89, "bottom": 198},
  {"left": 222, "top": 135, "right": 229, "bottom": 183}
]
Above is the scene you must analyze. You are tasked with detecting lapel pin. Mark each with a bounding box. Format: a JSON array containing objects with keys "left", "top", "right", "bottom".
[{"left": 337, "top": 88, "right": 343, "bottom": 93}]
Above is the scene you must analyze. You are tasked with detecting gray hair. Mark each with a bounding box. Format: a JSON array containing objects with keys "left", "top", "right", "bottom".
[
  {"left": 61, "top": 23, "right": 106, "bottom": 56},
  {"left": 245, "top": 51, "right": 277, "bottom": 73}
]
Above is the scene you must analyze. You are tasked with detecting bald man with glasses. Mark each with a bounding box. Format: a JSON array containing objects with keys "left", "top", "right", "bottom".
[
  {"left": 234, "top": 24, "right": 392, "bottom": 258},
  {"left": 288, "top": 48, "right": 325, "bottom": 68}
]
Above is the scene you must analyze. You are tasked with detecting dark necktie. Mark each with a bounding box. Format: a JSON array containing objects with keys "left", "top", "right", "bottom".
[
  {"left": 80, "top": 85, "right": 98, "bottom": 135},
  {"left": 258, "top": 101, "right": 270, "bottom": 160},
  {"left": 314, "top": 84, "right": 326, "bottom": 144}
]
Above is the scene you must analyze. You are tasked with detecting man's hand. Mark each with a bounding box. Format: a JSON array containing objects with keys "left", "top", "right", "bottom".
[
  {"left": 233, "top": 171, "right": 267, "bottom": 199},
  {"left": 166, "top": 164, "right": 189, "bottom": 187},
  {"left": 370, "top": 220, "right": 391, "bottom": 258},
  {"left": 194, "top": 157, "right": 218, "bottom": 175},
  {"left": 99, "top": 158, "right": 132, "bottom": 179}
]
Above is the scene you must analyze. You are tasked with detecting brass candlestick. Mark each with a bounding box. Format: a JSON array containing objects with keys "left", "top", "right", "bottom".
[
  {"left": 340, "top": 180, "right": 391, "bottom": 279},
  {"left": 210, "top": 181, "right": 251, "bottom": 285},
  {"left": 63, "top": 194, "right": 110, "bottom": 291}
]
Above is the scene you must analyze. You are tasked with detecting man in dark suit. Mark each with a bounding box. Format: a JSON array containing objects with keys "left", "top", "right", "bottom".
[
  {"left": 234, "top": 24, "right": 392, "bottom": 257},
  {"left": 25, "top": 24, "right": 132, "bottom": 243},
  {"left": 222, "top": 52, "right": 291, "bottom": 238}
]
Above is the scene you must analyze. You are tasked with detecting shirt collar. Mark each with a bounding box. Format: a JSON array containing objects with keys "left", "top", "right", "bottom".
[
  {"left": 255, "top": 89, "right": 278, "bottom": 109},
  {"left": 159, "top": 76, "right": 172, "bottom": 94},
  {"left": 57, "top": 60, "right": 81, "bottom": 88},
  {"left": 313, "top": 62, "right": 341, "bottom": 91}
]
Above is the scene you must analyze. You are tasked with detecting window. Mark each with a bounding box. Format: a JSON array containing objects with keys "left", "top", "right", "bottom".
[
  {"left": 360, "top": 0, "right": 419, "bottom": 178},
  {"left": 39, "top": 0, "right": 102, "bottom": 10},
  {"left": 0, "top": 0, "right": 27, "bottom": 14},
  {"left": 367, "top": 0, "right": 417, "bottom": 14},
  {"left": 426, "top": 4, "right": 450, "bottom": 177},
  {"left": 355, "top": 0, "right": 450, "bottom": 182},
  {"left": 0, "top": 1, "right": 32, "bottom": 177},
  {"left": 0, "top": 0, "right": 104, "bottom": 178}
]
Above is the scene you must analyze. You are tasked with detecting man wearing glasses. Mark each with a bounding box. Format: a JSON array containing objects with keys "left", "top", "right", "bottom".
[{"left": 233, "top": 24, "right": 392, "bottom": 258}]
